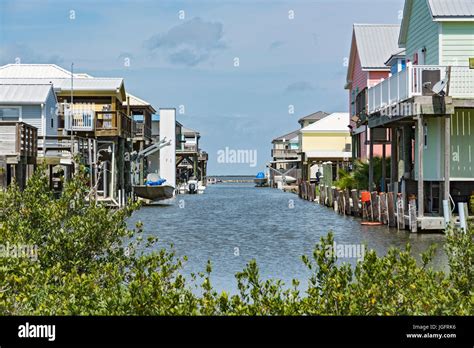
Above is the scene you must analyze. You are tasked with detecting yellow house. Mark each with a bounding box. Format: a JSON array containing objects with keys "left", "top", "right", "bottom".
[{"left": 300, "top": 112, "right": 352, "bottom": 180}]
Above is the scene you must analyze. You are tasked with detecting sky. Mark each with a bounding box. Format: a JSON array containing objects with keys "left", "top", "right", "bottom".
[{"left": 0, "top": 0, "right": 404, "bottom": 175}]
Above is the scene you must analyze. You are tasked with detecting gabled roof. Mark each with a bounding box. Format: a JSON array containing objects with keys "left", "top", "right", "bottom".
[
  {"left": 0, "top": 64, "right": 126, "bottom": 100},
  {"left": 353, "top": 24, "right": 401, "bottom": 70},
  {"left": 123, "top": 93, "right": 157, "bottom": 113},
  {"left": 300, "top": 113, "right": 350, "bottom": 133},
  {"left": 0, "top": 84, "right": 56, "bottom": 104},
  {"left": 428, "top": 0, "right": 474, "bottom": 19},
  {"left": 181, "top": 126, "right": 200, "bottom": 136},
  {"left": 0, "top": 64, "right": 74, "bottom": 78},
  {"left": 272, "top": 129, "right": 300, "bottom": 143},
  {"left": 0, "top": 77, "right": 126, "bottom": 100},
  {"left": 384, "top": 48, "right": 406, "bottom": 67},
  {"left": 298, "top": 111, "right": 329, "bottom": 125},
  {"left": 346, "top": 24, "right": 400, "bottom": 87},
  {"left": 400, "top": 0, "right": 474, "bottom": 46}
]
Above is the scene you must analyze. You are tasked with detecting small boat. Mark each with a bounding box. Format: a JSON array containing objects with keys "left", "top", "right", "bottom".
[
  {"left": 254, "top": 172, "right": 268, "bottom": 187},
  {"left": 274, "top": 175, "right": 297, "bottom": 184},
  {"left": 207, "top": 177, "right": 217, "bottom": 185},
  {"left": 133, "top": 174, "right": 175, "bottom": 202},
  {"left": 178, "top": 177, "right": 206, "bottom": 194},
  {"left": 361, "top": 221, "right": 383, "bottom": 226}
]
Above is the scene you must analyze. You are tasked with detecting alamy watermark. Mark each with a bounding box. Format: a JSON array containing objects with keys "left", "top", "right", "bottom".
[
  {"left": 0, "top": 242, "right": 38, "bottom": 261},
  {"left": 324, "top": 242, "right": 365, "bottom": 261},
  {"left": 217, "top": 147, "right": 257, "bottom": 167}
]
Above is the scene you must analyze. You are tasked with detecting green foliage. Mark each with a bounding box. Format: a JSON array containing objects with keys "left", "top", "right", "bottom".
[
  {"left": 334, "top": 169, "right": 356, "bottom": 190},
  {"left": 352, "top": 157, "right": 391, "bottom": 191},
  {"left": 0, "top": 167, "right": 472, "bottom": 315}
]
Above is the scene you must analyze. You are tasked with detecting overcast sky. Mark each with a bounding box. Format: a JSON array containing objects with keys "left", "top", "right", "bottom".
[{"left": 0, "top": 0, "right": 404, "bottom": 174}]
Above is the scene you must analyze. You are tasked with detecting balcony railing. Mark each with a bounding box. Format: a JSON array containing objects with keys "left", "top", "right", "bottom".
[
  {"left": 133, "top": 122, "right": 152, "bottom": 139},
  {"left": 368, "top": 63, "right": 474, "bottom": 114},
  {"left": 95, "top": 111, "right": 132, "bottom": 138},
  {"left": 0, "top": 122, "right": 38, "bottom": 159},
  {"left": 64, "top": 107, "right": 95, "bottom": 131},
  {"left": 271, "top": 148, "right": 300, "bottom": 158}
]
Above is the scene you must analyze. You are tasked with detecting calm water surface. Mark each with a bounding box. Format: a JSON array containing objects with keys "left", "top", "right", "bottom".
[{"left": 128, "top": 183, "right": 447, "bottom": 294}]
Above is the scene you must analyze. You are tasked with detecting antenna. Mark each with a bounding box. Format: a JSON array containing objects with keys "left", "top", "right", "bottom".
[{"left": 71, "top": 62, "right": 74, "bottom": 105}]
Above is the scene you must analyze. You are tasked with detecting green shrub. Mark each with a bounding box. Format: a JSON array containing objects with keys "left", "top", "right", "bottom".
[{"left": 0, "top": 167, "right": 472, "bottom": 315}]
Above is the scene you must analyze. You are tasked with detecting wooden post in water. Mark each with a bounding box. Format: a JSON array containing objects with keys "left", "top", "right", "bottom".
[
  {"left": 351, "top": 189, "right": 359, "bottom": 216},
  {"left": 380, "top": 192, "right": 387, "bottom": 224},
  {"left": 371, "top": 192, "right": 378, "bottom": 221},
  {"left": 408, "top": 195, "right": 418, "bottom": 233},
  {"left": 344, "top": 189, "right": 351, "bottom": 215},
  {"left": 387, "top": 192, "right": 396, "bottom": 227}
]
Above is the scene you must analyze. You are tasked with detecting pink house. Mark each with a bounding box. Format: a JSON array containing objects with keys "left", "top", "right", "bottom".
[{"left": 345, "top": 24, "right": 400, "bottom": 161}]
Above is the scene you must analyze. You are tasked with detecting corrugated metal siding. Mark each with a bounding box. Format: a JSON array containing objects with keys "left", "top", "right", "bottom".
[
  {"left": 406, "top": 0, "right": 440, "bottom": 65},
  {"left": 21, "top": 105, "right": 43, "bottom": 136},
  {"left": 440, "top": 22, "right": 474, "bottom": 66},
  {"left": 429, "top": 0, "right": 474, "bottom": 17},
  {"left": 354, "top": 24, "right": 401, "bottom": 69},
  {"left": 0, "top": 84, "right": 51, "bottom": 103}
]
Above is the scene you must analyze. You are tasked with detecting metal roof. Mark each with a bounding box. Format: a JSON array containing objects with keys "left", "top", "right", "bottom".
[
  {"left": 0, "top": 64, "right": 75, "bottom": 78},
  {"left": 298, "top": 111, "right": 330, "bottom": 124},
  {"left": 0, "top": 84, "right": 55, "bottom": 104},
  {"left": 300, "top": 113, "right": 350, "bottom": 133},
  {"left": 0, "top": 77, "right": 123, "bottom": 91},
  {"left": 272, "top": 129, "right": 300, "bottom": 143},
  {"left": 428, "top": 0, "right": 474, "bottom": 18},
  {"left": 181, "top": 126, "right": 200, "bottom": 136},
  {"left": 353, "top": 24, "right": 401, "bottom": 70}
]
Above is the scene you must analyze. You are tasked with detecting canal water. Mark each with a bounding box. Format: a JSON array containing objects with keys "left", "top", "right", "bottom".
[{"left": 128, "top": 183, "right": 448, "bottom": 294}]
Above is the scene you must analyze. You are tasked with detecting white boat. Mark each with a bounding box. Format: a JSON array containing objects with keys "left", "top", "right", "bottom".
[
  {"left": 178, "top": 178, "right": 206, "bottom": 194},
  {"left": 274, "top": 175, "right": 297, "bottom": 184},
  {"left": 207, "top": 177, "right": 217, "bottom": 185}
]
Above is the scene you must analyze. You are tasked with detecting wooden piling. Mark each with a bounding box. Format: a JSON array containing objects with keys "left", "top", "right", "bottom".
[
  {"left": 351, "top": 189, "right": 360, "bottom": 216},
  {"left": 387, "top": 192, "right": 396, "bottom": 227}
]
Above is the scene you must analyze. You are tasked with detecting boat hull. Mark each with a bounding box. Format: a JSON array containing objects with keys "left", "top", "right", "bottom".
[
  {"left": 133, "top": 185, "right": 175, "bottom": 201},
  {"left": 274, "top": 175, "right": 297, "bottom": 184},
  {"left": 254, "top": 178, "right": 268, "bottom": 187}
]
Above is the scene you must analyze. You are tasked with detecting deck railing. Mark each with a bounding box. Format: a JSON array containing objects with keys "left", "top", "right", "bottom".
[
  {"left": 368, "top": 63, "right": 474, "bottom": 114},
  {"left": 64, "top": 106, "right": 95, "bottom": 131},
  {"left": 0, "top": 122, "right": 37, "bottom": 158},
  {"left": 271, "top": 149, "right": 300, "bottom": 158},
  {"left": 133, "top": 122, "right": 152, "bottom": 139}
]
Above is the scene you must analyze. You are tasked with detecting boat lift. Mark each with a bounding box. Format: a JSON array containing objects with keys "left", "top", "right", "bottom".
[
  {"left": 266, "top": 164, "right": 297, "bottom": 186},
  {"left": 131, "top": 137, "right": 171, "bottom": 185}
]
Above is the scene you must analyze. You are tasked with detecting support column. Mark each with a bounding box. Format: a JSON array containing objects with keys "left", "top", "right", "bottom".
[
  {"left": 390, "top": 126, "right": 398, "bottom": 187},
  {"left": 444, "top": 114, "right": 451, "bottom": 201},
  {"left": 368, "top": 129, "right": 374, "bottom": 191},
  {"left": 382, "top": 143, "right": 386, "bottom": 192},
  {"left": 417, "top": 115, "right": 424, "bottom": 218}
]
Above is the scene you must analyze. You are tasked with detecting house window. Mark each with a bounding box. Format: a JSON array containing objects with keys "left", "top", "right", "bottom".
[
  {"left": 0, "top": 106, "right": 20, "bottom": 121},
  {"left": 51, "top": 118, "right": 54, "bottom": 129}
]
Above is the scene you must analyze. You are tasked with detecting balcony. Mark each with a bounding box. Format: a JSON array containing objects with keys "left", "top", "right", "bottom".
[
  {"left": 95, "top": 111, "right": 132, "bottom": 138},
  {"left": 368, "top": 63, "right": 474, "bottom": 114},
  {"left": 354, "top": 88, "right": 368, "bottom": 124},
  {"left": 271, "top": 148, "right": 300, "bottom": 159},
  {"left": 133, "top": 122, "right": 152, "bottom": 140},
  {"left": 64, "top": 107, "right": 95, "bottom": 131},
  {"left": 0, "top": 122, "right": 37, "bottom": 162}
]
